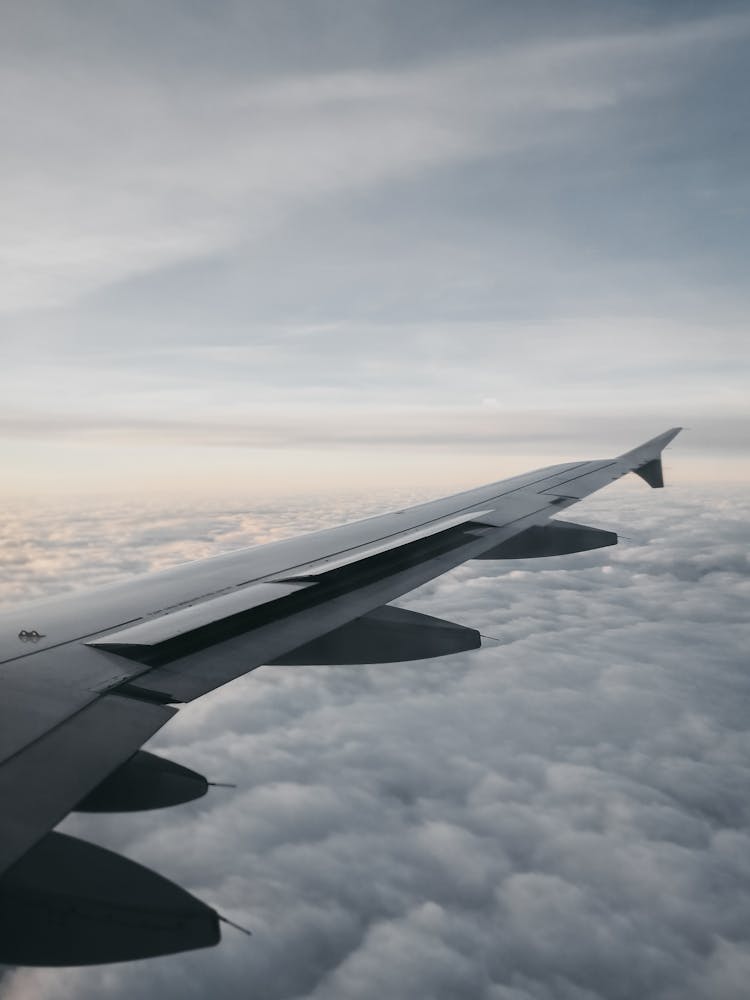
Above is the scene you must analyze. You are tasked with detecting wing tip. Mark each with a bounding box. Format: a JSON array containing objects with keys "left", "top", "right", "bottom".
[
  {"left": 647, "top": 426, "right": 683, "bottom": 451},
  {"left": 620, "top": 426, "right": 682, "bottom": 460},
  {"left": 628, "top": 426, "right": 682, "bottom": 488}
]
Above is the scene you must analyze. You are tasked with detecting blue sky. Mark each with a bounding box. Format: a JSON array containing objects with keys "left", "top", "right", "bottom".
[{"left": 1, "top": 1, "right": 748, "bottom": 495}]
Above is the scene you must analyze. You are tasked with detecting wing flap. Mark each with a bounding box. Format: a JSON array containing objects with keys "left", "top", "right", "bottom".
[
  {"left": 276, "top": 509, "right": 496, "bottom": 577},
  {"left": 87, "top": 581, "right": 312, "bottom": 665},
  {"left": 112, "top": 518, "right": 511, "bottom": 702},
  {"left": 85, "top": 514, "right": 499, "bottom": 666}
]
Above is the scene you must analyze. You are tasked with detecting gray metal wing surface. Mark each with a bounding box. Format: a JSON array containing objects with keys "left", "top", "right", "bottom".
[{"left": 0, "top": 428, "right": 680, "bottom": 965}]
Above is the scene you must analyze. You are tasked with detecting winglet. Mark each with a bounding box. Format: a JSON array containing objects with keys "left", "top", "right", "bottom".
[
  {"left": 621, "top": 427, "right": 682, "bottom": 489},
  {"left": 633, "top": 457, "right": 664, "bottom": 488}
]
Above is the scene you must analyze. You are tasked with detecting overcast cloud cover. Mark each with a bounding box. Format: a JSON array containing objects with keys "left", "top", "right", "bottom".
[
  {"left": 1, "top": 0, "right": 748, "bottom": 494},
  {"left": 0, "top": 481, "right": 748, "bottom": 999}
]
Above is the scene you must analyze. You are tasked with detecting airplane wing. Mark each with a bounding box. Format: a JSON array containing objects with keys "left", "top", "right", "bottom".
[{"left": 0, "top": 428, "right": 681, "bottom": 966}]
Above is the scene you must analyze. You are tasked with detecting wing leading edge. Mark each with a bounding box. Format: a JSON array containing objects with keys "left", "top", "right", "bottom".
[{"left": 0, "top": 428, "right": 681, "bottom": 965}]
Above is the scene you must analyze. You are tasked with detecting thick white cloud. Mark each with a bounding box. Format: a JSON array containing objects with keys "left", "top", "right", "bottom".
[{"left": 0, "top": 479, "right": 748, "bottom": 998}]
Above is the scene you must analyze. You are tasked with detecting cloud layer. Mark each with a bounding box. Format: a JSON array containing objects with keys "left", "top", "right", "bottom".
[{"left": 1, "top": 479, "right": 748, "bottom": 999}]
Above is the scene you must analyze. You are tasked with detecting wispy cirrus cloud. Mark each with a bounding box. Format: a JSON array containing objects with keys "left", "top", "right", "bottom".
[{"left": 2, "top": 8, "right": 747, "bottom": 312}]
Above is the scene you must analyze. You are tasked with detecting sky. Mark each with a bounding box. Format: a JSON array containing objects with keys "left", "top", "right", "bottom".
[
  {"left": 0, "top": 481, "right": 748, "bottom": 999},
  {"left": 1, "top": 0, "right": 748, "bottom": 497}
]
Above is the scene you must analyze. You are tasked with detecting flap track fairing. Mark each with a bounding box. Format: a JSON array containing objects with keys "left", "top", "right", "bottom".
[
  {"left": 75, "top": 750, "right": 208, "bottom": 813},
  {"left": 0, "top": 832, "right": 220, "bottom": 966},
  {"left": 272, "top": 604, "right": 481, "bottom": 665},
  {"left": 474, "top": 520, "right": 617, "bottom": 560}
]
